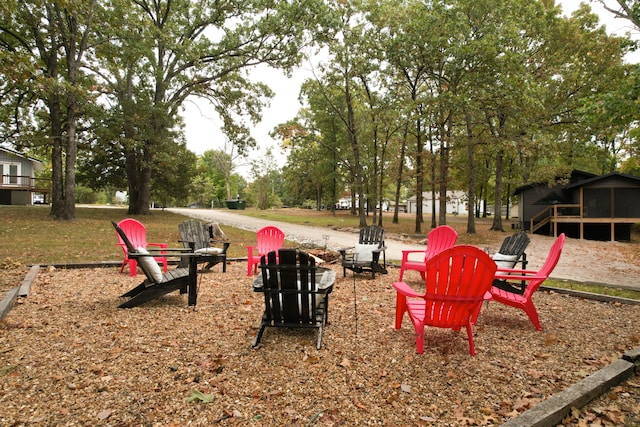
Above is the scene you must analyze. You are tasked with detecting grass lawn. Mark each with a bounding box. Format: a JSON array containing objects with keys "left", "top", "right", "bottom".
[
  {"left": 0, "top": 205, "right": 258, "bottom": 266},
  {"left": 1, "top": 204, "right": 639, "bottom": 300}
]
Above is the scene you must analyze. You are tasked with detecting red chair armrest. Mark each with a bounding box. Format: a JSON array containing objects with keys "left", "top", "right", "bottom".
[
  {"left": 147, "top": 242, "right": 167, "bottom": 248},
  {"left": 393, "top": 281, "right": 422, "bottom": 298},
  {"left": 400, "top": 249, "right": 424, "bottom": 262},
  {"left": 494, "top": 273, "right": 544, "bottom": 282}
]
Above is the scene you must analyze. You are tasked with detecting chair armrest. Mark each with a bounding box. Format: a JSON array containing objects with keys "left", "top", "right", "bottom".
[
  {"left": 247, "top": 245, "right": 256, "bottom": 257},
  {"left": 393, "top": 281, "right": 422, "bottom": 298},
  {"left": 401, "top": 249, "right": 424, "bottom": 262},
  {"left": 128, "top": 248, "right": 195, "bottom": 258},
  {"left": 147, "top": 242, "right": 168, "bottom": 248},
  {"left": 494, "top": 273, "right": 544, "bottom": 282},
  {"left": 219, "top": 242, "right": 230, "bottom": 254},
  {"left": 338, "top": 247, "right": 355, "bottom": 257}
]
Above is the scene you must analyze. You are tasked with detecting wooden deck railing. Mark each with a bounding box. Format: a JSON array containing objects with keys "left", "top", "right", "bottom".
[
  {"left": 0, "top": 175, "right": 51, "bottom": 192},
  {"left": 530, "top": 204, "right": 581, "bottom": 234}
]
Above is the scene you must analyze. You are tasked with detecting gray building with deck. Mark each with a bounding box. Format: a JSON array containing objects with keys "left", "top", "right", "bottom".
[{"left": 514, "top": 170, "right": 640, "bottom": 241}]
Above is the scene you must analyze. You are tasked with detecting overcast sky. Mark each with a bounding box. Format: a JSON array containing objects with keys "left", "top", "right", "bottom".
[{"left": 180, "top": 1, "right": 639, "bottom": 178}]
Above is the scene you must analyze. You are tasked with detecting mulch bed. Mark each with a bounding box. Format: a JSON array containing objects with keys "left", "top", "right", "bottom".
[{"left": 1, "top": 260, "right": 639, "bottom": 426}]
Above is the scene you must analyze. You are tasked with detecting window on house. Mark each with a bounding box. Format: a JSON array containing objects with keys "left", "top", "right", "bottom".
[{"left": 1, "top": 163, "right": 20, "bottom": 185}]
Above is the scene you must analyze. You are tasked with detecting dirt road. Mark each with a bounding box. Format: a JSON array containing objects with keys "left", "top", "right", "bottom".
[{"left": 169, "top": 208, "right": 640, "bottom": 289}]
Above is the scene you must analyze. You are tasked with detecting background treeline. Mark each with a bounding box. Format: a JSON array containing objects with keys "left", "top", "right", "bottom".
[{"left": 1, "top": 1, "right": 639, "bottom": 235}]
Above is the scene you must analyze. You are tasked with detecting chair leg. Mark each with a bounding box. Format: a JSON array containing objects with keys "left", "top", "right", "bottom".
[
  {"left": 466, "top": 324, "right": 476, "bottom": 356},
  {"left": 129, "top": 260, "right": 137, "bottom": 277},
  {"left": 414, "top": 329, "right": 424, "bottom": 354},
  {"left": 524, "top": 303, "right": 542, "bottom": 331},
  {"left": 394, "top": 295, "right": 407, "bottom": 329},
  {"left": 253, "top": 324, "right": 266, "bottom": 347},
  {"left": 247, "top": 259, "right": 253, "bottom": 276},
  {"left": 316, "top": 324, "right": 323, "bottom": 350}
]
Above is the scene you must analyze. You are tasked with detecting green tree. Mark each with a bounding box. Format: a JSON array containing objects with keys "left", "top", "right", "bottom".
[
  {"left": 90, "top": 0, "right": 324, "bottom": 214},
  {"left": 0, "top": 0, "right": 99, "bottom": 220}
]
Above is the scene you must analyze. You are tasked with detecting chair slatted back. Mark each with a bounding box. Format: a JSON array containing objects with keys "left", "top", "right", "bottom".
[
  {"left": 178, "top": 219, "right": 210, "bottom": 251},
  {"left": 111, "top": 221, "right": 155, "bottom": 283},
  {"left": 424, "top": 225, "right": 458, "bottom": 262},
  {"left": 422, "top": 245, "right": 496, "bottom": 329},
  {"left": 117, "top": 218, "right": 149, "bottom": 249},
  {"left": 498, "top": 231, "right": 530, "bottom": 257},
  {"left": 359, "top": 225, "right": 384, "bottom": 247},
  {"left": 260, "top": 249, "right": 318, "bottom": 325},
  {"left": 256, "top": 226, "right": 285, "bottom": 256},
  {"left": 522, "top": 234, "right": 565, "bottom": 298}
]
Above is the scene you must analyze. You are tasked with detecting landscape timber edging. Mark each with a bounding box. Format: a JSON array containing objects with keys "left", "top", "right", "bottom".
[{"left": 501, "top": 349, "right": 639, "bottom": 427}]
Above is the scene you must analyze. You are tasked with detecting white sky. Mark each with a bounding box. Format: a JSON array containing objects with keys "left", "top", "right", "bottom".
[{"left": 180, "top": 1, "right": 639, "bottom": 179}]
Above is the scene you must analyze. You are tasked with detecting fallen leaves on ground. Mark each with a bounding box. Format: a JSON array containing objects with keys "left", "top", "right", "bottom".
[{"left": 0, "top": 261, "right": 639, "bottom": 426}]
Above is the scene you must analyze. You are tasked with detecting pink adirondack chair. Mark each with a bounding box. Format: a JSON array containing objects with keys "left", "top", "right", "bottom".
[
  {"left": 246, "top": 226, "right": 285, "bottom": 276},
  {"left": 393, "top": 245, "right": 497, "bottom": 356},
  {"left": 115, "top": 218, "right": 168, "bottom": 277},
  {"left": 399, "top": 225, "right": 458, "bottom": 281},
  {"left": 490, "top": 233, "right": 566, "bottom": 331}
]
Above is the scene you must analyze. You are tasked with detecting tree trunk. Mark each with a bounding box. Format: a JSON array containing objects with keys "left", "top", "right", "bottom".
[
  {"left": 465, "top": 111, "right": 476, "bottom": 234},
  {"left": 49, "top": 92, "right": 65, "bottom": 219},
  {"left": 393, "top": 125, "right": 408, "bottom": 224},
  {"left": 414, "top": 117, "right": 424, "bottom": 234},
  {"left": 438, "top": 117, "right": 450, "bottom": 226},
  {"left": 491, "top": 148, "right": 504, "bottom": 231}
]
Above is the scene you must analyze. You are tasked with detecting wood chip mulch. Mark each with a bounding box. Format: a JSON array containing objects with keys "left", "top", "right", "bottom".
[{"left": 1, "top": 261, "right": 639, "bottom": 426}]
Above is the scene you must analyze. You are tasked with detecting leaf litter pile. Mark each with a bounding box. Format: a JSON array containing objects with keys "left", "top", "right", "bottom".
[{"left": 1, "top": 261, "right": 639, "bottom": 426}]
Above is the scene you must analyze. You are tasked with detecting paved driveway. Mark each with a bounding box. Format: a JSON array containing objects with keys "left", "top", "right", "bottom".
[
  {"left": 168, "top": 208, "right": 640, "bottom": 288},
  {"left": 168, "top": 207, "right": 425, "bottom": 262}
]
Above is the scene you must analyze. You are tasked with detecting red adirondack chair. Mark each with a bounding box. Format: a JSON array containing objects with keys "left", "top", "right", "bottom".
[
  {"left": 399, "top": 225, "right": 458, "bottom": 281},
  {"left": 490, "top": 233, "right": 566, "bottom": 331},
  {"left": 393, "top": 245, "right": 497, "bottom": 356},
  {"left": 246, "top": 226, "right": 285, "bottom": 276},
  {"left": 115, "top": 218, "right": 168, "bottom": 277}
]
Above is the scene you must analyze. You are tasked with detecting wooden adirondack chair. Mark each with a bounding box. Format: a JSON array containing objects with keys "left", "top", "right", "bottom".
[
  {"left": 253, "top": 249, "right": 335, "bottom": 350},
  {"left": 115, "top": 218, "right": 168, "bottom": 277},
  {"left": 399, "top": 225, "right": 458, "bottom": 281},
  {"left": 492, "top": 230, "right": 530, "bottom": 293},
  {"left": 493, "top": 230, "right": 530, "bottom": 269},
  {"left": 393, "top": 245, "right": 497, "bottom": 356},
  {"left": 338, "top": 225, "right": 387, "bottom": 278},
  {"left": 111, "top": 221, "right": 198, "bottom": 309},
  {"left": 490, "top": 233, "right": 566, "bottom": 331},
  {"left": 178, "top": 219, "right": 230, "bottom": 272},
  {"left": 247, "top": 226, "right": 285, "bottom": 276}
]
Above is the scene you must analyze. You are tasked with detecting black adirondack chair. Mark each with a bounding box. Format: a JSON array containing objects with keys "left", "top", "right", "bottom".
[
  {"left": 178, "top": 219, "right": 230, "bottom": 272},
  {"left": 253, "top": 249, "right": 335, "bottom": 350},
  {"left": 339, "top": 225, "right": 387, "bottom": 278},
  {"left": 492, "top": 230, "right": 531, "bottom": 294},
  {"left": 111, "top": 221, "right": 199, "bottom": 308}
]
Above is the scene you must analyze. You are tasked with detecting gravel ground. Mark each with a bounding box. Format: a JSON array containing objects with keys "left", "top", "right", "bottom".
[{"left": 1, "top": 259, "right": 639, "bottom": 426}]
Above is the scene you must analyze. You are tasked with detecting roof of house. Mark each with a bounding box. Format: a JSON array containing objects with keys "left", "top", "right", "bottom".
[
  {"left": 563, "top": 171, "right": 640, "bottom": 190},
  {"left": 0, "top": 145, "right": 43, "bottom": 164},
  {"left": 513, "top": 170, "right": 598, "bottom": 195}
]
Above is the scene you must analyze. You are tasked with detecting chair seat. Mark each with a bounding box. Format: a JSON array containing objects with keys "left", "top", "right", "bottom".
[
  {"left": 339, "top": 225, "right": 387, "bottom": 278},
  {"left": 489, "top": 286, "right": 527, "bottom": 304}
]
